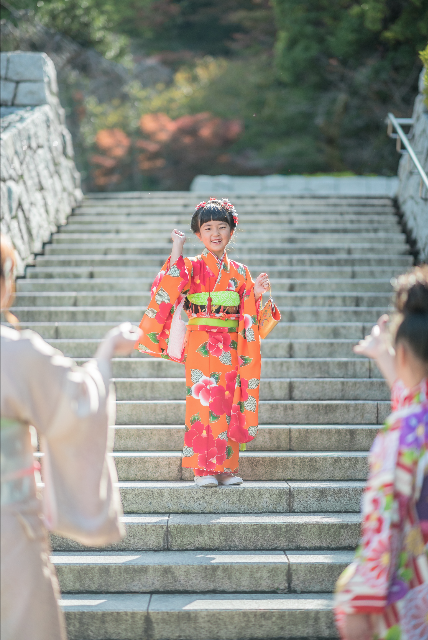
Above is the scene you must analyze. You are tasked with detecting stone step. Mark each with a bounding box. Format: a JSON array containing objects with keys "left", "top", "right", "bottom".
[
  {"left": 13, "top": 291, "right": 392, "bottom": 308},
  {"left": 81, "top": 192, "right": 393, "bottom": 202},
  {"left": 11, "top": 321, "right": 373, "bottom": 340},
  {"left": 24, "top": 265, "right": 405, "bottom": 280},
  {"left": 32, "top": 253, "right": 412, "bottom": 267},
  {"left": 51, "top": 512, "right": 361, "bottom": 551},
  {"left": 114, "top": 399, "right": 388, "bottom": 426},
  {"left": 45, "top": 339, "right": 369, "bottom": 359},
  {"left": 113, "top": 424, "right": 378, "bottom": 452},
  {"left": 73, "top": 206, "right": 394, "bottom": 217},
  {"left": 53, "top": 549, "right": 353, "bottom": 594},
  {"left": 58, "top": 220, "right": 400, "bottom": 232},
  {"left": 61, "top": 591, "right": 337, "bottom": 640},
  {"left": 75, "top": 202, "right": 394, "bottom": 213},
  {"left": 115, "top": 480, "right": 365, "bottom": 514},
  {"left": 16, "top": 278, "right": 394, "bottom": 294},
  {"left": 107, "top": 357, "right": 382, "bottom": 379},
  {"left": 112, "top": 450, "right": 369, "bottom": 482},
  {"left": 113, "top": 377, "right": 388, "bottom": 402},
  {"left": 10, "top": 306, "right": 388, "bottom": 323},
  {"left": 51, "top": 232, "right": 406, "bottom": 245},
  {"left": 43, "top": 242, "right": 408, "bottom": 256}
]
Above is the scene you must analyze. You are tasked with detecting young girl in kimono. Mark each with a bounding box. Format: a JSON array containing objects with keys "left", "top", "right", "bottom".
[
  {"left": 136, "top": 198, "right": 270, "bottom": 487},
  {"left": 1, "top": 234, "right": 142, "bottom": 640},
  {"left": 334, "top": 265, "right": 428, "bottom": 640}
]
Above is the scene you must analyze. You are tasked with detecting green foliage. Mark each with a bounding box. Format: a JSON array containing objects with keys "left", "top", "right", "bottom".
[
  {"left": 3, "top": 0, "right": 130, "bottom": 62},
  {"left": 271, "top": 0, "right": 427, "bottom": 173},
  {"left": 5, "top": 0, "right": 425, "bottom": 188}
]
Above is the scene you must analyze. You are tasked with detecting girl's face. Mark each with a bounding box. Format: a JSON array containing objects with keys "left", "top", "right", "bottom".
[{"left": 196, "top": 219, "right": 232, "bottom": 258}]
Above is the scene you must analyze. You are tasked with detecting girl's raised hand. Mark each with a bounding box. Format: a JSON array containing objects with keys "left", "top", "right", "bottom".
[
  {"left": 171, "top": 229, "right": 186, "bottom": 247},
  {"left": 353, "top": 314, "right": 390, "bottom": 359},
  {"left": 254, "top": 273, "right": 270, "bottom": 300},
  {"left": 171, "top": 229, "right": 186, "bottom": 265}
]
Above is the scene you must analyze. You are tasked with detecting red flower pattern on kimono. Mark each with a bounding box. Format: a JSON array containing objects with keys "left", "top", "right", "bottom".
[
  {"left": 240, "top": 377, "right": 249, "bottom": 402},
  {"left": 191, "top": 376, "right": 216, "bottom": 406},
  {"left": 190, "top": 258, "right": 214, "bottom": 293},
  {"left": 209, "top": 370, "right": 237, "bottom": 417},
  {"left": 184, "top": 421, "right": 214, "bottom": 453},
  {"left": 228, "top": 404, "right": 251, "bottom": 443},
  {"left": 208, "top": 333, "right": 231, "bottom": 357},
  {"left": 156, "top": 302, "right": 172, "bottom": 325}
]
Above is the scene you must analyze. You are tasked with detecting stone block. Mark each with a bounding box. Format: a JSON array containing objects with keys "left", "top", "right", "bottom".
[
  {"left": 117, "top": 481, "right": 291, "bottom": 514},
  {"left": 288, "top": 551, "right": 353, "bottom": 593},
  {"left": 7, "top": 52, "right": 50, "bottom": 83},
  {"left": 55, "top": 550, "right": 290, "bottom": 594},
  {"left": 0, "top": 52, "right": 9, "bottom": 78},
  {"left": 15, "top": 82, "right": 50, "bottom": 107},
  {"left": 0, "top": 182, "right": 9, "bottom": 224},
  {"left": 148, "top": 593, "right": 337, "bottom": 640},
  {"left": 63, "top": 593, "right": 150, "bottom": 640},
  {"left": 5, "top": 180, "right": 19, "bottom": 218},
  {"left": 167, "top": 514, "right": 361, "bottom": 551},
  {"left": 0, "top": 80, "right": 16, "bottom": 106}
]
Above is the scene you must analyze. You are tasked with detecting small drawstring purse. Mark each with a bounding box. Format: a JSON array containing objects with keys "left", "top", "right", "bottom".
[{"left": 258, "top": 287, "right": 281, "bottom": 339}]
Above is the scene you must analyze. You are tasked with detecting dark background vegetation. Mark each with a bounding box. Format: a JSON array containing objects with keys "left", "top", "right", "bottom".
[{"left": 1, "top": 0, "right": 427, "bottom": 190}]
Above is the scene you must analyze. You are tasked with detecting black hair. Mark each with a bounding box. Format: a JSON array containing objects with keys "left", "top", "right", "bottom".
[
  {"left": 392, "top": 265, "right": 428, "bottom": 364},
  {"left": 190, "top": 198, "right": 237, "bottom": 234}
]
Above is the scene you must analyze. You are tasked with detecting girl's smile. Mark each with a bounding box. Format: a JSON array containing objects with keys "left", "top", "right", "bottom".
[{"left": 196, "top": 219, "right": 233, "bottom": 258}]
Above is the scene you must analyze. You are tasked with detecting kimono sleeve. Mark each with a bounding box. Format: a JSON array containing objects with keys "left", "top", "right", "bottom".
[
  {"left": 14, "top": 331, "right": 125, "bottom": 547},
  {"left": 228, "top": 266, "right": 262, "bottom": 445},
  {"left": 135, "top": 255, "right": 191, "bottom": 361},
  {"left": 334, "top": 418, "right": 402, "bottom": 619}
]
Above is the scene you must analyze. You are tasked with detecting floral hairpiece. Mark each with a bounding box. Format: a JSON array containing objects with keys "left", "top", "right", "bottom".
[
  {"left": 220, "top": 198, "right": 238, "bottom": 226},
  {"left": 194, "top": 197, "right": 238, "bottom": 227}
]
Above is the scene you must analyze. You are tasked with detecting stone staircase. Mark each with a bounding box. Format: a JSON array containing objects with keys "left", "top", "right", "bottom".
[{"left": 14, "top": 192, "right": 412, "bottom": 640}]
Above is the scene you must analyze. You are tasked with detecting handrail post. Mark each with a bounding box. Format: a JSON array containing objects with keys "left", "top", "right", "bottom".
[{"left": 386, "top": 113, "right": 428, "bottom": 200}]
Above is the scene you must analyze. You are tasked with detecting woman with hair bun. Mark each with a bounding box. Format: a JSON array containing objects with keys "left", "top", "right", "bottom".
[
  {"left": 334, "top": 265, "right": 428, "bottom": 640},
  {"left": 136, "top": 198, "right": 270, "bottom": 487}
]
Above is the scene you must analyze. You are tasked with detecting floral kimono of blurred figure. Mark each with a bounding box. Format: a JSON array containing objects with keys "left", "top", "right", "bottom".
[{"left": 335, "top": 266, "right": 428, "bottom": 640}]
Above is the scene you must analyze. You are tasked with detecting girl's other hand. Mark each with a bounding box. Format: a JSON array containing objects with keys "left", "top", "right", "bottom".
[
  {"left": 254, "top": 273, "right": 270, "bottom": 300},
  {"left": 341, "top": 613, "right": 372, "bottom": 640},
  {"left": 353, "top": 314, "right": 390, "bottom": 359},
  {"left": 171, "top": 229, "right": 186, "bottom": 247}
]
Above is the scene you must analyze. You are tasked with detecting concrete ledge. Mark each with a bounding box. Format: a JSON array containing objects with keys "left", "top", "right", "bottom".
[{"left": 191, "top": 175, "right": 399, "bottom": 197}]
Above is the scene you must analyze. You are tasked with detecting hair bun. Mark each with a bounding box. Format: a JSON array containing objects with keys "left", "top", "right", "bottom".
[{"left": 394, "top": 266, "right": 428, "bottom": 316}]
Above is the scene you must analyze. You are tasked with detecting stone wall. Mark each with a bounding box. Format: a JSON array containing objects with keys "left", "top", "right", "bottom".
[
  {"left": 396, "top": 69, "right": 428, "bottom": 263},
  {"left": 0, "top": 51, "right": 82, "bottom": 274}
]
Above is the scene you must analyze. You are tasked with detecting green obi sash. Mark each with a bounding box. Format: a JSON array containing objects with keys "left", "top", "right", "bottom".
[
  {"left": 187, "top": 291, "right": 240, "bottom": 307},
  {"left": 188, "top": 317, "right": 239, "bottom": 329}
]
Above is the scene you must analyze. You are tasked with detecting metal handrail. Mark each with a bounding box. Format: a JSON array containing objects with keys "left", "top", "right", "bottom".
[{"left": 386, "top": 113, "right": 428, "bottom": 199}]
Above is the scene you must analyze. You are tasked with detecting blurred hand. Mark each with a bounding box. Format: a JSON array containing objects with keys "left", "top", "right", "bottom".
[
  {"left": 353, "top": 314, "right": 390, "bottom": 360},
  {"left": 254, "top": 273, "right": 270, "bottom": 300},
  {"left": 96, "top": 323, "right": 142, "bottom": 360},
  {"left": 342, "top": 614, "right": 372, "bottom": 640}
]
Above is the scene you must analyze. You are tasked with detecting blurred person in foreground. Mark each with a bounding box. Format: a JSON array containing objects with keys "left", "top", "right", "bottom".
[
  {"left": 334, "top": 265, "right": 428, "bottom": 640},
  {"left": 0, "top": 234, "right": 142, "bottom": 640}
]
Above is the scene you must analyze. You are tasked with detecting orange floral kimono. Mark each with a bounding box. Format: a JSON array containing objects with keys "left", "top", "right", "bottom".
[{"left": 136, "top": 248, "right": 261, "bottom": 474}]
